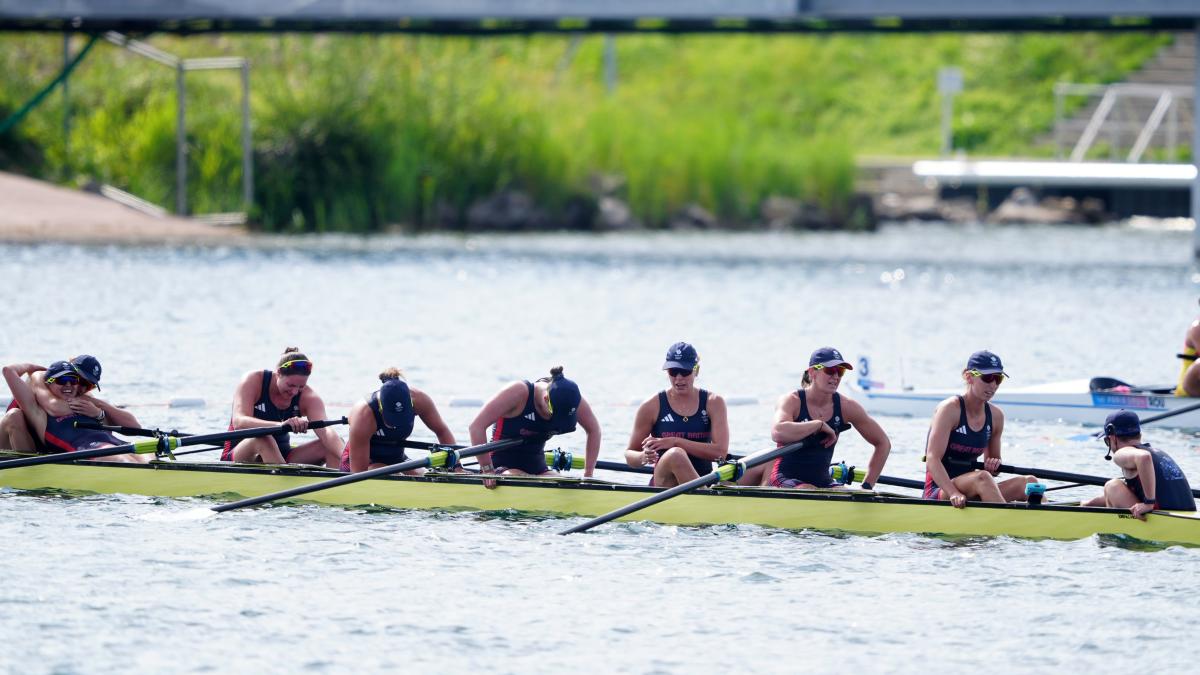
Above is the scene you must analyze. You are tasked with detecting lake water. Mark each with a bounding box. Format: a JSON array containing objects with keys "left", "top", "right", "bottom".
[{"left": 1, "top": 223, "right": 1199, "bottom": 673}]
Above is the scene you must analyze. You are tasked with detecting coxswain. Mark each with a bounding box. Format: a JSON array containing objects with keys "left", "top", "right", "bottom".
[
  {"left": 624, "top": 342, "right": 729, "bottom": 487},
  {"left": 221, "top": 347, "right": 344, "bottom": 466},
  {"left": 468, "top": 366, "right": 600, "bottom": 489},
  {"left": 1, "top": 359, "right": 146, "bottom": 462},
  {"left": 1082, "top": 410, "right": 1196, "bottom": 518},
  {"left": 757, "top": 347, "right": 890, "bottom": 490},
  {"left": 923, "top": 350, "right": 1037, "bottom": 507},
  {"left": 340, "top": 368, "right": 456, "bottom": 473}
]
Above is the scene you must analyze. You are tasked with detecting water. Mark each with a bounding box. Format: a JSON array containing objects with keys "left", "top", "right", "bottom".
[{"left": 2, "top": 223, "right": 1199, "bottom": 673}]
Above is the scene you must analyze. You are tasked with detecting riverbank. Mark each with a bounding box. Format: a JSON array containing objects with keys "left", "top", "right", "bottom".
[{"left": 0, "top": 171, "right": 244, "bottom": 244}]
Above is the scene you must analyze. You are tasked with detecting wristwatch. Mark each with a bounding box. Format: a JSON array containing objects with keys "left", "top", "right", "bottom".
[
  {"left": 94, "top": 409, "right": 107, "bottom": 423},
  {"left": 1142, "top": 498, "right": 1156, "bottom": 505}
]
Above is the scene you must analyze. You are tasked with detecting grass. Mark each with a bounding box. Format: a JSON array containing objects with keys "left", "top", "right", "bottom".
[{"left": 0, "top": 31, "right": 1173, "bottom": 231}]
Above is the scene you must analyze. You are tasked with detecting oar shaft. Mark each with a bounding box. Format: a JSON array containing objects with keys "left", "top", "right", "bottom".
[
  {"left": 210, "top": 437, "right": 522, "bottom": 513},
  {"left": 1140, "top": 399, "right": 1200, "bottom": 426},
  {"left": 992, "top": 462, "right": 1200, "bottom": 498},
  {"left": 74, "top": 420, "right": 192, "bottom": 437},
  {"left": 177, "top": 418, "right": 346, "bottom": 449},
  {"left": 560, "top": 440, "right": 806, "bottom": 535},
  {"left": 0, "top": 438, "right": 159, "bottom": 469},
  {"left": 387, "top": 440, "right": 655, "bottom": 475}
]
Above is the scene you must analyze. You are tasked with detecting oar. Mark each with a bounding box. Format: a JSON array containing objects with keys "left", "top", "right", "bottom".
[
  {"left": 208, "top": 437, "right": 522, "bottom": 513},
  {"left": 382, "top": 439, "right": 654, "bottom": 475},
  {"left": 559, "top": 440, "right": 807, "bottom": 535},
  {"left": 0, "top": 418, "right": 347, "bottom": 471},
  {"left": 983, "top": 461, "right": 1200, "bottom": 499},
  {"left": 1069, "top": 399, "right": 1200, "bottom": 440},
  {"left": 74, "top": 420, "right": 193, "bottom": 438},
  {"left": 831, "top": 465, "right": 923, "bottom": 491}
]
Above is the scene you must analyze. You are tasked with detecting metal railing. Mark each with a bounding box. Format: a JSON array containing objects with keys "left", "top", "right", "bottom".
[
  {"left": 1054, "top": 82, "right": 1194, "bottom": 162},
  {"left": 100, "top": 32, "right": 251, "bottom": 220}
]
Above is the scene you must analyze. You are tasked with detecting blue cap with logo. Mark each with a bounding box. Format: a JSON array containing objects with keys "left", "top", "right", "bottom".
[
  {"left": 547, "top": 375, "right": 581, "bottom": 434},
  {"left": 809, "top": 347, "right": 853, "bottom": 370},
  {"left": 966, "top": 350, "right": 1008, "bottom": 376},
  {"left": 377, "top": 378, "right": 412, "bottom": 428},
  {"left": 662, "top": 342, "right": 699, "bottom": 371},
  {"left": 45, "top": 360, "right": 76, "bottom": 382},
  {"left": 70, "top": 354, "right": 102, "bottom": 390},
  {"left": 1104, "top": 410, "right": 1141, "bottom": 437}
]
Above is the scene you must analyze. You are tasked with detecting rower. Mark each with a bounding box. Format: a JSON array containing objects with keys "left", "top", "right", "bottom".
[
  {"left": 221, "top": 347, "right": 344, "bottom": 467},
  {"left": 1174, "top": 299, "right": 1200, "bottom": 396},
  {"left": 623, "top": 342, "right": 729, "bottom": 487},
  {"left": 1083, "top": 410, "right": 1196, "bottom": 518},
  {"left": 340, "top": 368, "right": 456, "bottom": 473},
  {"left": 468, "top": 366, "right": 600, "bottom": 489},
  {"left": 754, "top": 347, "right": 891, "bottom": 490},
  {"left": 1, "top": 359, "right": 147, "bottom": 462},
  {"left": 923, "top": 350, "right": 1037, "bottom": 507}
]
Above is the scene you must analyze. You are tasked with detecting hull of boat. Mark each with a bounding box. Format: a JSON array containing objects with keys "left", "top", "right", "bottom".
[
  {"left": 2, "top": 457, "right": 1198, "bottom": 546},
  {"left": 851, "top": 379, "right": 1199, "bottom": 427}
]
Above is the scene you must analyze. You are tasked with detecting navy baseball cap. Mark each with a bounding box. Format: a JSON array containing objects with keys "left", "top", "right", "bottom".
[
  {"left": 1104, "top": 410, "right": 1141, "bottom": 437},
  {"left": 45, "top": 360, "right": 76, "bottom": 381},
  {"left": 377, "top": 378, "right": 412, "bottom": 428},
  {"left": 966, "top": 350, "right": 1008, "bottom": 376},
  {"left": 547, "top": 376, "right": 581, "bottom": 434},
  {"left": 662, "top": 342, "right": 699, "bottom": 371},
  {"left": 809, "top": 347, "right": 853, "bottom": 370},
  {"left": 70, "top": 354, "right": 102, "bottom": 390}
]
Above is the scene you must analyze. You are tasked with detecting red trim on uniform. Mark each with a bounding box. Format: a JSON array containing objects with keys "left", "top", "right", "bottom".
[
  {"left": 492, "top": 417, "right": 504, "bottom": 441},
  {"left": 43, "top": 431, "right": 76, "bottom": 453}
]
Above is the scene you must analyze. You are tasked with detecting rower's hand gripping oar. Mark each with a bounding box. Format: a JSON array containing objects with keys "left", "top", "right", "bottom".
[
  {"left": 559, "top": 440, "right": 808, "bottom": 535},
  {"left": 209, "top": 437, "right": 523, "bottom": 514},
  {"left": 979, "top": 461, "right": 1200, "bottom": 499},
  {"left": 0, "top": 418, "right": 348, "bottom": 471}
]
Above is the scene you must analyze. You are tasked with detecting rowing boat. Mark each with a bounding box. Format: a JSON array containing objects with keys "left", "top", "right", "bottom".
[
  {"left": 852, "top": 364, "right": 1199, "bottom": 428},
  {"left": 2, "top": 453, "right": 1197, "bottom": 546}
]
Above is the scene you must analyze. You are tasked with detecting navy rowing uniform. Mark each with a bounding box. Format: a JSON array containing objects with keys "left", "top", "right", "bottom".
[
  {"left": 770, "top": 390, "right": 842, "bottom": 488},
  {"left": 924, "top": 396, "right": 992, "bottom": 499},
  {"left": 1125, "top": 446, "right": 1196, "bottom": 511},
  {"left": 43, "top": 412, "right": 123, "bottom": 452},
  {"left": 221, "top": 370, "right": 302, "bottom": 462},
  {"left": 650, "top": 389, "right": 713, "bottom": 482},
  {"left": 339, "top": 389, "right": 417, "bottom": 471},
  {"left": 490, "top": 381, "right": 552, "bottom": 474}
]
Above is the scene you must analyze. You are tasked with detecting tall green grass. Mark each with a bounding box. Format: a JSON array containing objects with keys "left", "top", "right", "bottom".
[{"left": 0, "top": 31, "right": 1171, "bottom": 231}]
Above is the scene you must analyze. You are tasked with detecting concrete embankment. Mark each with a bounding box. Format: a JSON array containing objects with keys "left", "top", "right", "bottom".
[{"left": 0, "top": 171, "right": 245, "bottom": 244}]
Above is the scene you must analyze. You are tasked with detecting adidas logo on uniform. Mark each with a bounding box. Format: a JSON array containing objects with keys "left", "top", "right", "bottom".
[
  {"left": 525, "top": 413, "right": 536, "bottom": 421},
  {"left": 661, "top": 413, "right": 675, "bottom": 423},
  {"left": 954, "top": 425, "right": 967, "bottom": 435},
  {"left": 255, "top": 403, "right": 267, "bottom": 413}
]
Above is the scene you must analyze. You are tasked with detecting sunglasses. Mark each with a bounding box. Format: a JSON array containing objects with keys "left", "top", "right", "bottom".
[
  {"left": 47, "top": 374, "right": 82, "bottom": 386},
  {"left": 667, "top": 368, "right": 694, "bottom": 378},
  {"left": 812, "top": 365, "right": 846, "bottom": 377},
  {"left": 279, "top": 359, "right": 313, "bottom": 375},
  {"left": 969, "top": 370, "right": 1005, "bottom": 384}
]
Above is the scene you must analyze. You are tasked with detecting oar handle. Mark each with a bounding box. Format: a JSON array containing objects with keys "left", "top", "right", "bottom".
[
  {"left": 0, "top": 438, "right": 162, "bottom": 469},
  {"left": 176, "top": 417, "right": 347, "bottom": 448},
  {"left": 74, "top": 420, "right": 193, "bottom": 438}
]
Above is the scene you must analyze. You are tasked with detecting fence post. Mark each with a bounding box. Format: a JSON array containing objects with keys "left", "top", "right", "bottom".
[
  {"left": 176, "top": 61, "right": 187, "bottom": 216},
  {"left": 241, "top": 60, "right": 253, "bottom": 212}
]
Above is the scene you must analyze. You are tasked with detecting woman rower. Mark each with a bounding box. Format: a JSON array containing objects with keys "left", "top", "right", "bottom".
[
  {"left": 1174, "top": 299, "right": 1200, "bottom": 396},
  {"left": 624, "top": 342, "right": 729, "bottom": 486},
  {"left": 468, "top": 366, "right": 601, "bottom": 489},
  {"left": 1, "top": 360, "right": 147, "bottom": 462},
  {"left": 923, "top": 350, "right": 1037, "bottom": 507},
  {"left": 758, "top": 347, "right": 890, "bottom": 490},
  {"left": 340, "top": 368, "right": 456, "bottom": 473},
  {"left": 221, "top": 347, "right": 344, "bottom": 466}
]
